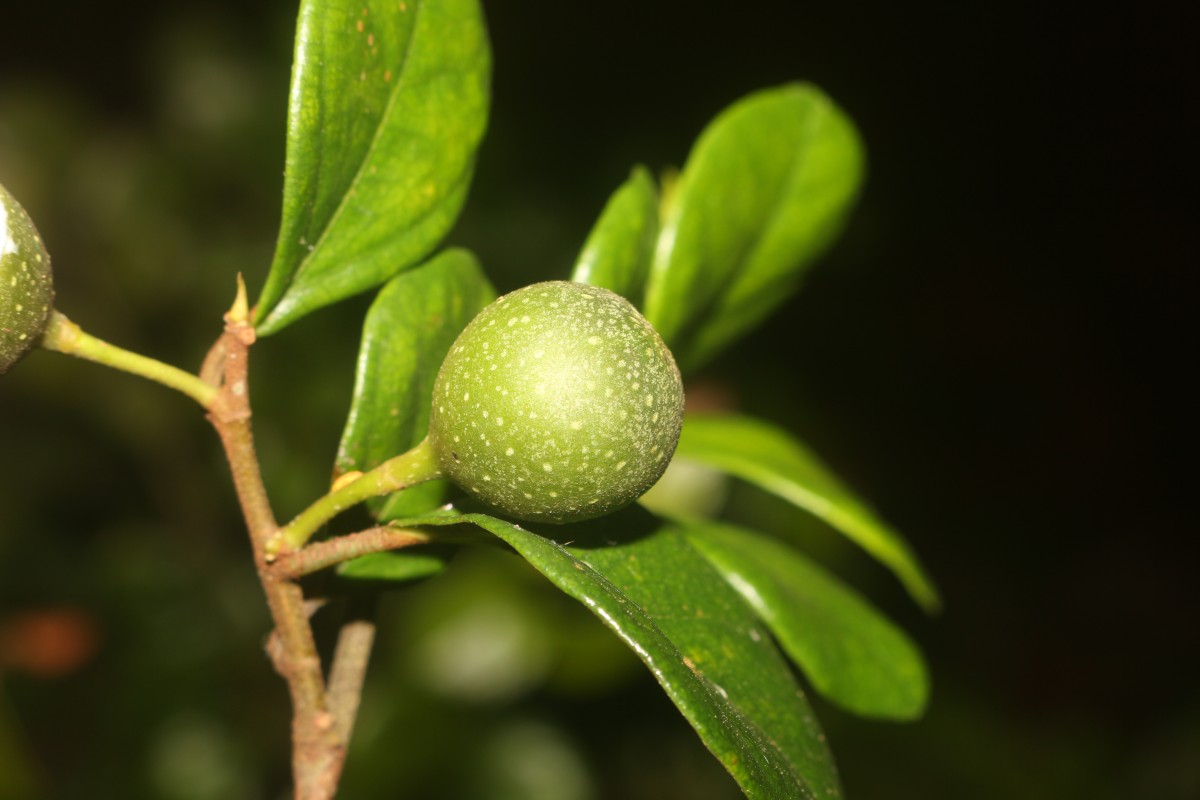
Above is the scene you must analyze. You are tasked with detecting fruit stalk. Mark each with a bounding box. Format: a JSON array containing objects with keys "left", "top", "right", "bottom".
[
  {"left": 40, "top": 311, "right": 217, "bottom": 408},
  {"left": 271, "top": 437, "right": 444, "bottom": 555}
]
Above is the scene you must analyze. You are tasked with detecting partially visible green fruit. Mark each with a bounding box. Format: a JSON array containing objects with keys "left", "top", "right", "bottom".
[
  {"left": 1, "top": 183, "right": 54, "bottom": 374},
  {"left": 429, "top": 281, "right": 684, "bottom": 524}
]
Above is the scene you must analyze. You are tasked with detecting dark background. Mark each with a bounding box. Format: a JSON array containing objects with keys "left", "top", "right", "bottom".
[{"left": 0, "top": 1, "right": 1193, "bottom": 798}]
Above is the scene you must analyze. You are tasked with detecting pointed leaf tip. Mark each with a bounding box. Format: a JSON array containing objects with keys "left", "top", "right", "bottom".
[
  {"left": 644, "top": 83, "right": 865, "bottom": 370},
  {"left": 255, "top": 0, "right": 491, "bottom": 335},
  {"left": 676, "top": 413, "right": 940, "bottom": 613}
]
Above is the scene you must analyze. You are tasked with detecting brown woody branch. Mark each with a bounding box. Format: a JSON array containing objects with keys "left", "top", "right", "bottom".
[
  {"left": 268, "top": 526, "right": 430, "bottom": 580},
  {"left": 206, "top": 300, "right": 366, "bottom": 800}
]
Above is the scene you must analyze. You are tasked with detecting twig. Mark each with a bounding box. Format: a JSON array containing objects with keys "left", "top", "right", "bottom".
[
  {"left": 206, "top": 297, "right": 345, "bottom": 799},
  {"left": 199, "top": 335, "right": 227, "bottom": 388},
  {"left": 269, "top": 526, "right": 430, "bottom": 580},
  {"left": 327, "top": 596, "right": 378, "bottom": 746}
]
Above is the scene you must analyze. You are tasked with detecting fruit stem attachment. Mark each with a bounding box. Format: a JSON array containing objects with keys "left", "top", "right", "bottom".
[
  {"left": 270, "top": 437, "right": 443, "bottom": 555},
  {"left": 39, "top": 310, "right": 217, "bottom": 409}
]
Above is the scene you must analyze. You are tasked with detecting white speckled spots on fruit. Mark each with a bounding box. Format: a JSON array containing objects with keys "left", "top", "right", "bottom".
[
  {"left": 2, "top": 185, "right": 55, "bottom": 373},
  {"left": 428, "top": 281, "right": 684, "bottom": 523}
]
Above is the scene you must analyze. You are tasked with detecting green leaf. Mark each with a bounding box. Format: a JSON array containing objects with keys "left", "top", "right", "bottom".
[
  {"left": 336, "top": 248, "right": 494, "bottom": 519},
  {"left": 336, "top": 545, "right": 453, "bottom": 584},
  {"left": 403, "top": 507, "right": 841, "bottom": 799},
  {"left": 683, "top": 519, "right": 929, "bottom": 720},
  {"left": 569, "top": 166, "right": 659, "bottom": 306},
  {"left": 255, "top": 0, "right": 490, "bottom": 335},
  {"left": 675, "top": 414, "right": 941, "bottom": 613},
  {"left": 644, "top": 83, "right": 864, "bottom": 370}
]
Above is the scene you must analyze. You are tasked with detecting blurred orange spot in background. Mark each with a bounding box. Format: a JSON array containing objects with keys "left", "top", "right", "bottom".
[{"left": 0, "top": 608, "right": 101, "bottom": 678}]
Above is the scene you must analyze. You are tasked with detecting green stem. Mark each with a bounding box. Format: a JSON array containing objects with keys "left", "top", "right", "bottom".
[
  {"left": 40, "top": 310, "right": 217, "bottom": 408},
  {"left": 272, "top": 437, "right": 443, "bottom": 555}
]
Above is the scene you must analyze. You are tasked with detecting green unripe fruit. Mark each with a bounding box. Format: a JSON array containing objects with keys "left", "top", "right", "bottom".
[
  {"left": 1, "top": 183, "right": 54, "bottom": 375},
  {"left": 429, "top": 281, "right": 685, "bottom": 524}
]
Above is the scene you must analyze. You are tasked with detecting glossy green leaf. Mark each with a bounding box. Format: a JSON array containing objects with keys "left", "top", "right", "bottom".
[
  {"left": 644, "top": 83, "right": 864, "bottom": 371},
  {"left": 255, "top": 0, "right": 490, "bottom": 335},
  {"left": 336, "top": 248, "right": 494, "bottom": 519},
  {"left": 676, "top": 414, "right": 940, "bottom": 613},
  {"left": 569, "top": 166, "right": 659, "bottom": 306},
  {"left": 684, "top": 519, "right": 929, "bottom": 720},
  {"left": 402, "top": 507, "right": 841, "bottom": 799}
]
